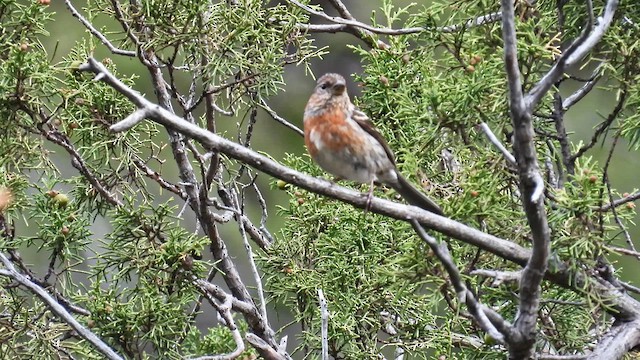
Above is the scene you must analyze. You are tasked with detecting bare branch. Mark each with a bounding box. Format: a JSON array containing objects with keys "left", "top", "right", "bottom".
[
  {"left": 501, "top": 0, "right": 552, "bottom": 357},
  {"left": 0, "top": 252, "right": 124, "bottom": 360},
  {"left": 246, "top": 333, "right": 288, "bottom": 360},
  {"left": 258, "top": 98, "right": 303, "bottom": 137},
  {"left": 526, "top": 0, "right": 620, "bottom": 111},
  {"left": 189, "top": 294, "right": 245, "bottom": 360},
  {"left": 620, "top": 281, "right": 640, "bottom": 295},
  {"left": 250, "top": 181, "right": 275, "bottom": 245},
  {"left": 410, "top": 220, "right": 510, "bottom": 343},
  {"left": 471, "top": 269, "right": 522, "bottom": 287},
  {"left": 293, "top": 1, "right": 501, "bottom": 38},
  {"left": 235, "top": 188, "right": 269, "bottom": 324},
  {"left": 64, "top": 0, "right": 136, "bottom": 57},
  {"left": 569, "top": 87, "right": 627, "bottom": 163},
  {"left": 439, "top": 12, "right": 502, "bottom": 33},
  {"left": 500, "top": 0, "right": 525, "bottom": 112},
  {"left": 194, "top": 279, "right": 256, "bottom": 315},
  {"left": 599, "top": 190, "right": 640, "bottom": 211},
  {"left": 562, "top": 64, "right": 604, "bottom": 110},
  {"left": 36, "top": 122, "right": 122, "bottom": 207},
  {"left": 478, "top": 122, "right": 516, "bottom": 166},
  {"left": 607, "top": 246, "right": 640, "bottom": 260},
  {"left": 601, "top": 132, "right": 636, "bottom": 253},
  {"left": 286, "top": 0, "right": 423, "bottom": 35},
  {"left": 131, "top": 158, "right": 188, "bottom": 199},
  {"left": 110, "top": 108, "right": 149, "bottom": 132},
  {"left": 535, "top": 354, "right": 587, "bottom": 360},
  {"left": 585, "top": 320, "right": 640, "bottom": 360},
  {"left": 318, "top": 289, "right": 329, "bottom": 360}
]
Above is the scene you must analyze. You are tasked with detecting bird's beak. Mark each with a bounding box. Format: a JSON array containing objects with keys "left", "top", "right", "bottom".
[{"left": 333, "top": 81, "right": 346, "bottom": 95}]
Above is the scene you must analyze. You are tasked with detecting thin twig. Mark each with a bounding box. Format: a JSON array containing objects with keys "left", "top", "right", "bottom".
[
  {"left": 607, "top": 246, "right": 640, "bottom": 259},
  {"left": 471, "top": 269, "right": 522, "bottom": 287},
  {"left": 535, "top": 354, "right": 587, "bottom": 360},
  {"left": 569, "top": 87, "right": 627, "bottom": 163},
  {"left": 258, "top": 98, "right": 303, "bottom": 137},
  {"left": 599, "top": 191, "right": 640, "bottom": 211},
  {"left": 478, "top": 122, "right": 516, "bottom": 166},
  {"left": 234, "top": 187, "right": 269, "bottom": 325},
  {"left": 64, "top": 0, "right": 136, "bottom": 57},
  {"left": 601, "top": 132, "right": 635, "bottom": 252},
  {"left": 317, "top": 289, "right": 329, "bottom": 360},
  {"left": 251, "top": 181, "right": 275, "bottom": 245},
  {"left": 438, "top": 12, "right": 502, "bottom": 33},
  {"left": 562, "top": 64, "right": 604, "bottom": 110}
]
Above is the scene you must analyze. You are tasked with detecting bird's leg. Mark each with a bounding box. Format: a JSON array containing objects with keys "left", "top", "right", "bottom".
[{"left": 364, "top": 179, "right": 375, "bottom": 213}]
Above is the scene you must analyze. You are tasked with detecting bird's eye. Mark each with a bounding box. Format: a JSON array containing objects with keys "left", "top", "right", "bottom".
[{"left": 320, "top": 82, "right": 330, "bottom": 90}]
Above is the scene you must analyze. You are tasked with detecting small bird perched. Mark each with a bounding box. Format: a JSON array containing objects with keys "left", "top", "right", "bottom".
[{"left": 303, "top": 73, "right": 443, "bottom": 216}]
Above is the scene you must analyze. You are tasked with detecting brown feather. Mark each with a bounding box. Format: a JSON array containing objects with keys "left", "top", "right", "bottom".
[{"left": 350, "top": 109, "right": 397, "bottom": 166}]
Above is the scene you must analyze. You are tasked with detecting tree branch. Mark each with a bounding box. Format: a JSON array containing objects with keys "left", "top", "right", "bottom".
[
  {"left": 526, "top": 0, "right": 620, "bottom": 111},
  {"left": 64, "top": 0, "right": 136, "bottom": 57},
  {"left": 478, "top": 122, "right": 517, "bottom": 166},
  {"left": 0, "top": 252, "right": 123, "bottom": 360},
  {"left": 78, "top": 56, "right": 640, "bottom": 335},
  {"left": 410, "top": 220, "right": 510, "bottom": 343},
  {"left": 501, "top": 0, "right": 552, "bottom": 357},
  {"left": 78, "top": 57, "right": 529, "bottom": 265},
  {"left": 317, "top": 289, "right": 329, "bottom": 360},
  {"left": 585, "top": 320, "right": 640, "bottom": 360}
]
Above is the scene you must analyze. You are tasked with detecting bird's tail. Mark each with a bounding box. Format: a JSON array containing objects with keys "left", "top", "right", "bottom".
[{"left": 391, "top": 174, "right": 444, "bottom": 216}]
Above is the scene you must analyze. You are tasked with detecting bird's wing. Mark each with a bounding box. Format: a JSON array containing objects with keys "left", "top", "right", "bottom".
[{"left": 349, "top": 106, "right": 397, "bottom": 166}]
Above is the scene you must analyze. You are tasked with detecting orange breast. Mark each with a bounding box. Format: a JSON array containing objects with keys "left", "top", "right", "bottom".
[{"left": 304, "top": 108, "right": 366, "bottom": 158}]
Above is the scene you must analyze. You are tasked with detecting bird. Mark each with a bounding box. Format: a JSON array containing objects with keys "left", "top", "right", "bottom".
[{"left": 303, "top": 73, "right": 443, "bottom": 216}]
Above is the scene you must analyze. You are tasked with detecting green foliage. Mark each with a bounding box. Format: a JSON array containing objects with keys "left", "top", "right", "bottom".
[
  {"left": 0, "top": 0, "right": 55, "bottom": 171},
  {"left": 0, "top": 0, "right": 320, "bottom": 358},
  {"left": 263, "top": 1, "right": 640, "bottom": 359},
  {"left": 91, "top": 0, "right": 322, "bottom": 110},
  {"left": 1, "top": 0, "right": 639, "bottom": 358},
  {"left": 264, "top": 159, "right": 447, "bottom": 357}
]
